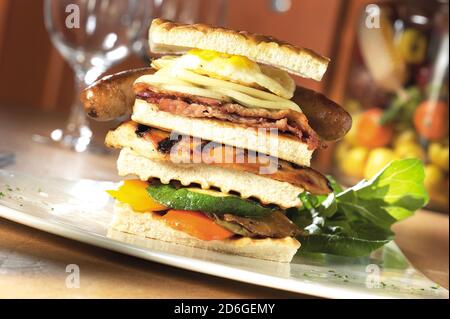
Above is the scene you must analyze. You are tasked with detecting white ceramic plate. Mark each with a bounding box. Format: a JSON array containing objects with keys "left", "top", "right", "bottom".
[{"left": 0, "top": 170, "right": 448, "bottom": 299}]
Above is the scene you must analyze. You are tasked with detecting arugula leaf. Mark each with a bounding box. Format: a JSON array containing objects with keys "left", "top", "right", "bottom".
[
  {"left": 338, "top": 159, "right": 428, "bottom": 225},
  {"left": 290, "top": 159, "right": 428, "bottom": 257},
  {"left": 299, "top": 234, "right": 391, "bottom": 257}
]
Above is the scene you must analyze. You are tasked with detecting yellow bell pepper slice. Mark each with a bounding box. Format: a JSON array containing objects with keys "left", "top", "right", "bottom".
[{"left": 107, "top": 180, "right": 168, "bottom": 212}]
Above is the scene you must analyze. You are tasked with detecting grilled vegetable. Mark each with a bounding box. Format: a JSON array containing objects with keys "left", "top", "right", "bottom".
[
  {"left": 107, "top": 180, "right": 168, "bottom": 212},
  {"left": 162, "top": 210, "right": 234, "bottom": 241},
  {"left": 147, "top": 183, "right": 274, "bottom": 218}
]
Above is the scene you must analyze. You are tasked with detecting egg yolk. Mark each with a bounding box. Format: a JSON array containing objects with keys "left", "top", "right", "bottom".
[{"left": 188, "top": 49, "right": 256, "bottom": 70}]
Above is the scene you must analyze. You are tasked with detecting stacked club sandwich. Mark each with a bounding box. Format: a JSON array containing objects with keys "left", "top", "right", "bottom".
[{"left": 82, "top": 18, "right": 351, "bottom": 263}]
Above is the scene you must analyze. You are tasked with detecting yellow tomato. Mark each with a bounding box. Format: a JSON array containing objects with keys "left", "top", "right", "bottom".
[
  {"left": 335, "top": 142, "right": 351, "bottom": 164},
  {"left": 396, "top": 28, "right": 427, "bottom": 64},
  {"left": 424, "top": 164, "right": 444, "bottom": 190},
  {"left": 343, "top": 114, "right": 360, "bottom": 147},
  {"left": 107, "top": 180, "right": 168, "bottom": 212},
  {"left": 394, "top": 142, "right": 425, "bottom": 160},
  {"left": 393, "top": 130, "right": 417, "bottom": 148},
  {"left": 340, "top": 146, "right": 369, "bottom": 179},
  {"left": 364, "top": 148, "right": 397, "bottom": 179},
  {"left": 428, "top": 143, "right": 449, "bottom": 173}
]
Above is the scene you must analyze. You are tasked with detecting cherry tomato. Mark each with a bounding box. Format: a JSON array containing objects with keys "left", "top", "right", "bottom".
[
  {"left": 393, "top": 130, "right": 417, "bottom": 148},
  {"left": 395, "top": 142, "right": 425, "bottom": 161},
  {"left": 428, "top": 143, "right": 449, "bottom": 172},
  {"left": 424, "top": 164, "right": 445, "bottom": 190},
  {"left": 364, "top": 148, "right": 397, "bottom": 179},
  {"left": 340, "top": 146, "right": 369, "bottom": 179},
  {"left": 397, "top": 28, "right": 427, "bottom": 64},
  {"left": 414, "top": 100, "right": 448, "bottom": 141},
  {"left": 344, "top": 114, "right": 360, "bottom": 146},
  {"left": 356, "top": 108, "right": 394, "bottom": 148}
]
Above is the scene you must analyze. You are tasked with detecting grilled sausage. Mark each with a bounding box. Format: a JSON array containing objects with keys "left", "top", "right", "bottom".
[
  {"left": 81, "top": 67, "right": 351, "bottom": 140},
  {"left": 81, "top": 67, "right": 155, "bottom": 121},
  {"left": 293, "top": 86, "right": 352, "bottom": 141}
]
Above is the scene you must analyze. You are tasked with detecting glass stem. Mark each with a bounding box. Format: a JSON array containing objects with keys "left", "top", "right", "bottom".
[
  {"left": 64, "top": 66, "right": 105, "bottom": 138},
  {"left": 65, "top": 73, "right": 89, "bottom": 136}
]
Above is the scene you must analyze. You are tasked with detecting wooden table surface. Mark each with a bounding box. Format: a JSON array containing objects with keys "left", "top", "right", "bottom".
[{"left": 0, "top": 106, "right": 448, "bottom": 298}]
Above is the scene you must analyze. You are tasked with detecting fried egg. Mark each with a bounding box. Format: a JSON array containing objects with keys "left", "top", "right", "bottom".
[{"left": 170, "top": 49, "right": 296, "bottom": 99}]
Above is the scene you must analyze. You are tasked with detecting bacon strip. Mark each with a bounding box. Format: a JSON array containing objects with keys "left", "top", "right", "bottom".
[
  {"left": 134, "top": 83, "right": 320, "bottom": 150},
  {"left": 81, "top": 68, "right": 351, "bottom": 141}
]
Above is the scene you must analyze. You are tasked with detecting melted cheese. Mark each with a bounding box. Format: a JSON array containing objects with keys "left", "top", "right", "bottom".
[{"left": 137, "top": 49, "right": 302, "bottom": 112}]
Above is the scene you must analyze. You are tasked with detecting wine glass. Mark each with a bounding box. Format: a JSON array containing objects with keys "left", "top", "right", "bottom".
[{"left": 38, "top": 0, "right": 152, "bottom": 152}]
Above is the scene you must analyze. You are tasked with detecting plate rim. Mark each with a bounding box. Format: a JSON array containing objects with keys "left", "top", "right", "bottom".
[
  {"left": 0, "top": 204, "right": 412, "bottom": 299},
  {"left": 0, "top": 202, "right": 448, "bottom": 299}
]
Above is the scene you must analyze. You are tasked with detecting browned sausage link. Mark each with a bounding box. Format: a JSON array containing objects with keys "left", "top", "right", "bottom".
[
  {"left": 81, "top": 66, "right": 352, "bottom": 141},
  {"left": 293, "top": 86, "right": 352, "bottom": 141},
  {"left": 80, "top": 67, "right": 155, "bottom": 121}
]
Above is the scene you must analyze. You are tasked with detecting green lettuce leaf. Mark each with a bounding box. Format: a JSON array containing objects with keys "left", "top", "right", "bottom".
[{"left": 289, "top": 159, "right": 429, "bottom": 257}]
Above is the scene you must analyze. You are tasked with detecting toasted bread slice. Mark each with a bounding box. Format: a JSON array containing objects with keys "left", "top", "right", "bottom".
[
  {"left": 117, "top": 147, "right": 304, "bottom": 208},
  {"left": 149, "top": 18, "right": 329, "bottom": 81},
  {"left": 109, "top": 201, "right": 300, "bottom": 263},
  {"left": 131, "top": 99, "right": 313, "bottom": 167},
  {"left": 106, "top": 121, "right": 331, "bottom": 195}
]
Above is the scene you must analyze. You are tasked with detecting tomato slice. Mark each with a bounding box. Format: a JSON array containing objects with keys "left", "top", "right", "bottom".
[
  {"left": 163, "top": 210, "right": 234, "bottom": 241},
  {"left": 107, "top": 180, "right": 168, "bottom": 212}
]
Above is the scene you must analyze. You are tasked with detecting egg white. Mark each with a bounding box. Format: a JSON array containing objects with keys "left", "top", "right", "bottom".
[{"left": 170, "top": 51, "right": 295, "bottom": 99}]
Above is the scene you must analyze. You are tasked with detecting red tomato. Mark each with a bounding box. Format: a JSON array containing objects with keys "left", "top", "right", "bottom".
[
  {"left": 414, "top": 100, "right": 449, "bottom": 141},
  {"left": 356, "top": 108, "right": 394, "bottom": 148}
]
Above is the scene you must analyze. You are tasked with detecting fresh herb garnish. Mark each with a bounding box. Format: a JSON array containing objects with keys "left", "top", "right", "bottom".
[
  {"left": 431, "top": 285, "right": 440, "bottom": 290},
  {"left": 288, "top": 159, "right": 428, "bottom": 257}
]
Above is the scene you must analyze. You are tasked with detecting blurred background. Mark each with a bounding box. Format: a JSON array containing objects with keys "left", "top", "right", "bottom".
[{"left": 0, "top": 0, "right": 448, "bottom": 212}]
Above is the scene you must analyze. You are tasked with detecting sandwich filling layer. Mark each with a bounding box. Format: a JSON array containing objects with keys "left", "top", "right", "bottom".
[
  {"left": 110, "top": 202, "right": 301, "bottom": 263},
  {"left": 107, "top": 180, "right": 303, "bottom": 241},
  {"left": 106, "top": 121, "right": 330, "bottom": 195},
  {"left": 116, "top": 147, "right": 306, "bottom": 208},
  {"left": 133, "top": 48, "right": 321, "bottom": 151},
  {"left": 131, "top": 99, "right": 315, "bottom": 167},
  {"left": 134, "top": 84, "right": 320, "bottom": 150}
]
